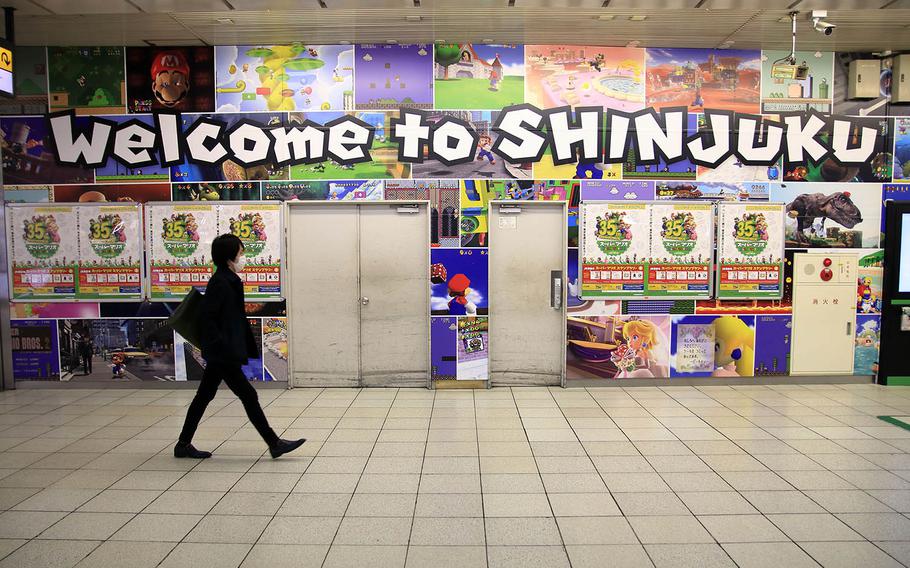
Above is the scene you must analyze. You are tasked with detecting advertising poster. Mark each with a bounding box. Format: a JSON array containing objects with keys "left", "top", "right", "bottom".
[
  {"left": 648, "top": 202, "right": 713, "bottom": 298},
  {"left": 623, "top": 113, "right": 699, "bottom": 180},
  {"left": 670, "top": 315, "right": 756, "bottom": 377},
  {"left": 771, "top": 183, "right": 882, "bottom": 249},
  {"left": 854, "top": 315, "right": 880, "bottom": 376},
  {"left": 125, "top": 46, "right": 215, "bottom": 113},
  {"left": 780, "top": 117, "right": 891, "bottom": 183},
  {"left": 566, "top": 315, "right": 669, "bottom": 379},
  {"left": 525, "top": 45, "right": 644, "bottom": 111},
  {"left": 53, "top": 183, "right": 172, "bottom": 203},
  {"left": 263, "top": 317, "right": 287, "bottom": 382},
  {"left": 431, "top": 317, "right": 457, "bottom": 381},
  {"left": 217, "top": 202, "right": 282, "bottom": 300},
  {"left": 47, "top": 46, "right": 126, "bottom": 114},
  {"left": 214, "top": 44, "right": 354, "bottom": 112},
  {"left": 753, "top": 315, "right": 792, "bottom": 376},
  {"left": 656, "top": 181, "right": 769, "bottom": 201},
  {"left": 93, "top": 116, "right": 170, "bottom": 183},
  {"left": 456, "top": 316, "right": 489, "bottom": 381},
  {"left": 77, "top": 204, "right": 143, "bottom": 300},
  {"left": 581, "top": 180, "right": 655, "bottom": 201},
  {"left": 412, "top": 111, "right": 532, "bottom": 180},
  {"left": 11, "top": 319, "right": 60, "bottom": 381},
  {"left": 146, "top": 203, "right": 219, "bottom": 301},
  {"left": 355, "top": 44, "right": 433, "bottom": 110},
  {"left": 57, "top": 318, "right": 175, "bottom": 381},
  {"left": 430, "top": 248, "right": 488, "bottom": 316},
  {"left": 760, "top": 50, "right": 833, "bottom": 113},
  {"left": 716, "top": 202, "right": 784, "bottom": 300},
  {"left": 171, "top": 113, "right": 289, "bottom": 182},
  {"left": 172, "top": 182, "right": 261, "bottom": 201},
  {"left": 286, "top": 111, "right": 408, "bottom": 180},
  {"left": 434, "top": 43, "right": 524, "bottom": 110},
  {"left": 645, "top": 48, "right": 761, "bottom": 113},
  {"left": 8, "top": 204, "right": 78, "bottom": 301},
  {"left": 0, "top": 116, "right": 94, "bottom": 185},
  {"left": 580, "top": 202, "right": 650, "bottom": 298}
]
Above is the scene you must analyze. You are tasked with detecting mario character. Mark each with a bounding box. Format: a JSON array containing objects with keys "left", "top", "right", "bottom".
[
  {"left": 476, "top": 135, "right": 496, "bottom": 165},
  {"left": 111, "top": 353, "right": 126, "bottom": 379},
  {"left": 151, "top": 50, "right": 191, "bottom": 108},
  {"left": 447, "top": 274, "right": 477, "bottom": 316},
  {"left": 590, "top": 53, "right": 605, "bottom": 72},
  {"left": 712, "top": 316, "right": 755, "bottom": 377}
]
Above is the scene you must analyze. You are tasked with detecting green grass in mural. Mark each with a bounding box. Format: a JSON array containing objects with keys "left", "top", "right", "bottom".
[
  {"left": 290, "top": 161, "right": 394, "bottom": 180},
  {"left": 434, "top": 76, "right": 524, "bottom": 110}
]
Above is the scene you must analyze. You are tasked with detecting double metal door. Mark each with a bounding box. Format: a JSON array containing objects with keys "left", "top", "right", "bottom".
[{"left": 286, "top": 202, "right": 429, "bottom": 387}]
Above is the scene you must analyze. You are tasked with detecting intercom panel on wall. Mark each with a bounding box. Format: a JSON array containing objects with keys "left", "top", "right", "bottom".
[{"left": 790, "top": 253, "right": 858, "bottom": 375}]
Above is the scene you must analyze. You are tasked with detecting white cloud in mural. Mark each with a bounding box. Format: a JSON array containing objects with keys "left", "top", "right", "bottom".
[
  {"left": 624, "top": 192, "right": 637, "bottom": 199},
  {"left": 362, "top": 53, "right": 373, "bottom": 62},
  {"left": 861, "top": 319, "right": 879, "bottom": 332},
  {"left": 417, "top": 48, "right": 428, "bottom": 56},
  {"left": 610, "top": 188, "right": 619, "bottom": 195}
]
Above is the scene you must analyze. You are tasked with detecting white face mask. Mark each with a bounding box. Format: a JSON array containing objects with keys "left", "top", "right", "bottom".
[{"left": 232, "top": 254, "right": 247, "bottom": 273}]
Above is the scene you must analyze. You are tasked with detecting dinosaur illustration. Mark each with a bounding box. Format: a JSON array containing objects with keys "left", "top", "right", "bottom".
[{"left": 785, "top": 191, "right": 862, "bottom": 244}]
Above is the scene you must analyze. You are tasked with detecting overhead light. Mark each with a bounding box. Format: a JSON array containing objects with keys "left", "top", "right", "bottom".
[
  {"left": 629, "top": 15, "right": 647, "bottom": 21},
  {"left": 596, "top": 15, "right": 615, "bottom": 21},
  {"left": 435, "top": 39, "right": 446, "bottom": 43},
  {"left": 386, "top": 39, "right": 398, "bottom": 44},
  {"left": 482, "top": 38, "right": 494, "bottom": 43},
  {"left": 406, "top": 15, "right": 421, "bottom": 22},
  {"left": 339, "top": 40, "right": 350, "bottom": 45},
  {"left": 216, "top": 17, "right": 234, "bottom": 24},
  {"left": 626, "top": 40, "right": 640, "bottom": 48}
]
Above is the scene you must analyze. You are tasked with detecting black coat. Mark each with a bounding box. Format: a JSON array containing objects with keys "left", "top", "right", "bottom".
[{"left": 199, "top": 267, "right": 258, "bottom": 365}]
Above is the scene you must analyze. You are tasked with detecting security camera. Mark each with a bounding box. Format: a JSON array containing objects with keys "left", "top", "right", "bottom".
[
  {"left": 809, "top": 10, "right": 835, "bottom": 36},
  {"left": 813, "top": 19, "right": 836, "bottom": 35}
]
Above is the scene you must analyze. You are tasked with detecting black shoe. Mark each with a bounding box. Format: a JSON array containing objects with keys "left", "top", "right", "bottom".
[
  {"left": 269, "top": 438, "right": 306, "bottom": 459},
  {"left": 174, "top": 442, "right": 212, "bottom": 459}
]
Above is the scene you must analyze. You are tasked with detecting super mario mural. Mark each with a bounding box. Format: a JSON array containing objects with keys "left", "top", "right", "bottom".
[{"left": 126, "top": 47, "right": 216, "bottom": 113}]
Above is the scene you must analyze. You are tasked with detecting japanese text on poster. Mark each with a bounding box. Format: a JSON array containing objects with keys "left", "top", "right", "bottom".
[
  {"left": 217, "top": 202, "right": 282, "bottom": 300},
  {"left": 8, "top": 205, "right": 78, "bottom": 301},
  {"left": 648, "top": 202, "right": 713, "bottom": 299},
  {"left": 716, "top": 202, "right": 785, "bottom": 300},
  {"left": 77, "top": 204, "right": 143, "bottom": 300},
  {"left": 146, "top": 202, "right": 218, "bottom": 301},
  {"left": 581, "top": 202, "right": 649, "bottom": 299}
]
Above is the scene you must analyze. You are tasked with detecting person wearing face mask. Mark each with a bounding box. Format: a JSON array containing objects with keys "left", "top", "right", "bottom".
[{"left": 174, "top": 233, "right": 305, "bottom": 459}]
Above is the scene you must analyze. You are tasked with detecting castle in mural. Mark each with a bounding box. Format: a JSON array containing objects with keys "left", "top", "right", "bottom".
[{"left": 438, "top": 45, "right": 504, "bottom": 80}]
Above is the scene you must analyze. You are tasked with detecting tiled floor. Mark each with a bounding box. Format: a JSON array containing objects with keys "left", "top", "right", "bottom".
[{"left": 1, "top": 384, "right": 910, "bottom": 567}]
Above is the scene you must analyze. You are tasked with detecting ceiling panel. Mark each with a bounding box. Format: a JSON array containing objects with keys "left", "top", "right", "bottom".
[
  {"left": 33, "top": 0, "right": 140, "bottom": 14},
  {"left": 0, "top": 0, "right": 54, "bottom": 15},
  {"left": 131, "top": 0, "right": 230, "bottom": 11},
  {"left": 8, "top": 5, "right": 910, "bottom": 52}
]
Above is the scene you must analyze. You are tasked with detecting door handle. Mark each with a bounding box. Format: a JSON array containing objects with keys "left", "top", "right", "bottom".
[
  {"left": 550, "top": 270, "right": 562, "bottom": 310},
  {"left": 361, "top": 297, "right": 369, "bottom": 306}
]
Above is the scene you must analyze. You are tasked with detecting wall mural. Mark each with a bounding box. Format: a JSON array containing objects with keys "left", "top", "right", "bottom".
[{"left": 2, "top": 43, "right": 899, "bottom": 383}]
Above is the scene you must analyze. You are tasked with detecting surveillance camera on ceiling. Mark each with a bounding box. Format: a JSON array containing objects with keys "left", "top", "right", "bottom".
[{"left": 809, "top": 10, "right": 835, "bottom": 36}]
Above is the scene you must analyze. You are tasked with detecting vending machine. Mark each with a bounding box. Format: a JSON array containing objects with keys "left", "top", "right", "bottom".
[
  {"left": 880, "top": 201, "right": 910, "bottom": 384},
  {"left": 790, "top": 253, "right": 858, "bottom": 375}
]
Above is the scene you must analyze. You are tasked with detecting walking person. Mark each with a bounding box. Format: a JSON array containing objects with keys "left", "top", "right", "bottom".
[
  {"left": 79, "top": 336, "right": 93, "bottom": 375},
  {"left": 174, "top": 234, "right": 305, "bottom": 460}
]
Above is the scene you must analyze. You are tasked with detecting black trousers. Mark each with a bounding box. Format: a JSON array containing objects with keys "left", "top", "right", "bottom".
[
  {"left": 81, "top": 354, "right": 92, "bottom": 374},
  {"left": 179, "top": 361, "right": 278, "bottom": 446}
]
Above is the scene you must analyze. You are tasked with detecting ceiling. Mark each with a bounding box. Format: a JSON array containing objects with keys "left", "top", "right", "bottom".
[{"left": 2, "top": 0, "right": 910, "bottom": 52}]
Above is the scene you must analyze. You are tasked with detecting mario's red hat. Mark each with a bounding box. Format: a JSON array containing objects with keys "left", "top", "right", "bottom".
[
  {"left": 448, "top": 274, "right": 470, "bottom": 294},
  {"left": 151, "top": 51, "right": 190, "bottom": 80}
]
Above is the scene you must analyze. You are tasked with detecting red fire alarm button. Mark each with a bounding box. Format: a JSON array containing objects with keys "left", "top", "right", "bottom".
[
  {"left": 820, "top": 268, "right": 833, "bottom": 281},
  {"left": 823, "top": 258, "right": 832, "bottom": 267}
]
